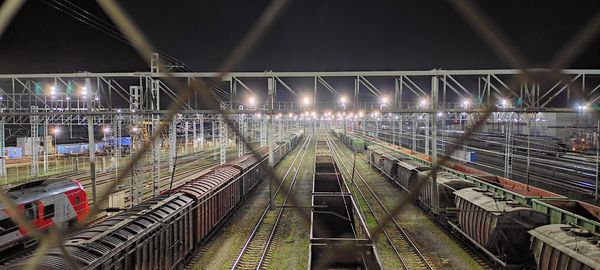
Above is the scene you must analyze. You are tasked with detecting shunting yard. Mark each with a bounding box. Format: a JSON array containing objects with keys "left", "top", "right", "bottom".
[
  {"left": 188, "top": 132, "right": 315, "bottom": 269},
  {"left": 326, "top": 130, "right": 492, "bottom": 269},
  {"left": 186, "top": 130, "right": 493, "bottom": 269}
]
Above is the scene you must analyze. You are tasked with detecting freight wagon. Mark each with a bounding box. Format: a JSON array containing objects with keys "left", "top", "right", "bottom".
[
  {"left": 331, "top": 129, "right": 600, "bottom": 269},
  {"left": 7, "top": 131, "right": 304, "bottom": 269}
]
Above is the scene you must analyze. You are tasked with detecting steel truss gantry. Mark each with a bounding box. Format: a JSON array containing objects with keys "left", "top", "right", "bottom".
[{"left": 1, "top": 68, "right": 599, "bottom": 206}]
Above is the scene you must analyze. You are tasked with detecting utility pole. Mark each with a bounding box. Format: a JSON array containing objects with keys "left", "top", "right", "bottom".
[
  {"left": 267, "top": 77, "right": 274, "bottom": 210},
  {"left": 199, "top": 114, "right": 204, "bottom": 151},
  {"left": 594, "top": 120, "right": 600, "bottom": 200},
  {"left": 86, "top": 78, "right": 97, "bottom": 206},
  {"left": 0, "top": 117, "right": 5, "bottom": 177},
  {"left": 30, "top": 106, "right": 39, "bottom": 178},
  {"left": 430, "top": 75, "right": 439, "bottom": 214}
]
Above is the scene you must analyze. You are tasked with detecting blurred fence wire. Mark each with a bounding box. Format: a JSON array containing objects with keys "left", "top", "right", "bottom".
[{"left": 0, "top": 0, "right": 598, "bottom": 269}]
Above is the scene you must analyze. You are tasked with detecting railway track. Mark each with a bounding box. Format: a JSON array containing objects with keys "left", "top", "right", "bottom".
[
  {"left": 6, "top": 146, "right": 224, "bottom": 189},
  {"left": 325, "top": 132, "right": 434, "bottom": 270},
  {"left": 351, "top": 151, "right": 497, "bottom": 269},
  {"left": 351, "top": 131, "right": 598, "bottom": 198},
  {"left": 230, "top": 132, "right": 314, "bottom": 270},
  {"left": 335, "top": 131, "right": 497, "bottom": 269}
]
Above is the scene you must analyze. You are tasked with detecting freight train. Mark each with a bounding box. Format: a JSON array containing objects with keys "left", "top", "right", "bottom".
[
  {"left": 6, "top": 131, "right": 304, "bottom": 269},
  {"left": 332, "top": 129, "right": 600, "bottom": 270}
]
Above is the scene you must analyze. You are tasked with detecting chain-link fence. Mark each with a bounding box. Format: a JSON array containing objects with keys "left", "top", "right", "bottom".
[{"left": 0, "top": 0, "right": 598, "bottom": 269}]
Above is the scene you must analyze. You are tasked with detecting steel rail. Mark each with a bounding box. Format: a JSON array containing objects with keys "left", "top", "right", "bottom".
[
  {"left": 321, "top": 132, "right": 407, "bottom": 268},
  {"left": 326, "top": 132, "right": 435, "bottom": 270},
  {"left": 230, "top": 131, "right": 313, "bottom": 270},
  {"left": 351, "top": 131, "right": 597, "bottom": 196}
]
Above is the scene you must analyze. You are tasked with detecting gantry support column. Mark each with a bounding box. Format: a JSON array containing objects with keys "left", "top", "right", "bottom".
[
  {"left": 192, "top": 120, "right": 197, "bottom": 151},
  {"left": 151, "top": 115, "right": 161, "bottom": 196},
  {"left": 169, "top": 118, "right": 177, "bottom": 177},
  {"left": 595, "top": 120, "right": 599, "bottom": 200},
  {"left": 184, "top": 121, "right": 189, "bottom": 155},
  {"left": 375, "top": 118, "right": 379, "bottom": 138},
  {"left": 260, "top": 116, "right": 267, "bottom": 147},
  {"left": 30, "top": 106, "right": 39, "bottom": 178},
  {"left": 129, "top": 85, "right": 143, "bottom": 206},
  {"left": 278, "top": 116, "right": 283, "bottom": 142},
  {"left": 238, "top": 108, "right": 245, "bottom": 158},
  {"left": 504, "top": 113, "right": 514, "bottom": 179},
  {"left": 431, "top": 76, "right": 439, "bottom": 214},
  {"left": 412, "top": 115, "right": 417, "bottom": 151},
  {"left": 398, "top": 114, "right": 403, "bottom": 147},
  {"left": 212, "top": 118, "right": 217, "bottom": 160},
  {"left": 220, "top": 114, "right": 227, "bottom": 165},
  {"left": 199, "top": 114, "right": 204, "bottom": 151},
  {"left": 86, "top": 78, "right": 97, "bottom": 206},
  {"left": 267, "top": 77, "right": 274, "bottom": 210},
  {"left": 114, "top": 114, "right": 122, "bottom": 179},
  {"left": 43, "top": 117, "right": 49, "bottom": 173},
  {"left": 0, "top": 119, "right": 5, "bottom": 177},
  {"left": 425, "top": 115, "right": 430, "bottom": 155}
]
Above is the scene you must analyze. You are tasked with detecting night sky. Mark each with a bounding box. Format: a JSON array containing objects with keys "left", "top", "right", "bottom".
[{"left": 0, "top": 0, "right": 599, "bottom": 74}]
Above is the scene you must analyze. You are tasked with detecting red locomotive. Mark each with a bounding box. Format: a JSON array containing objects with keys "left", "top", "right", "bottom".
[{"left": 0, "top": 178, "right": 89, "bottom": 251}]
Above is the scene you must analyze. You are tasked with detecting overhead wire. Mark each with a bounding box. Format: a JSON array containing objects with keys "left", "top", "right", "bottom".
[{"left": 42, "top": 0, "right": 232, "bottom": 101}]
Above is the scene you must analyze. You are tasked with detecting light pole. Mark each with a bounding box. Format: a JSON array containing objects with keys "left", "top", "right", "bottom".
[
  {"left": 103, "top": 127, "right": 110, "bottom": 141},
  {"left": 52, "top": 127, "right": 60, "bottom": 155},
  {"left": 380, "top": 96, "right": 389, "bottom": 141},
  {"left": 302, "top": 96, "right": 310, "bottom": 132},
  {"left": 340, "top": 96, "right": 347, "bottom": 132}
]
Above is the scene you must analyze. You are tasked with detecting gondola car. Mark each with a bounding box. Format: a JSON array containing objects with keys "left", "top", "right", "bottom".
[
  {"left": 366, "top": 145, "right": 389, "bottom": 170},
  {"left": 417, "top": 171, "right": 475, "bottom": 221},
  {"left": 331, "top": 129, "right": 600, "bottom": 268},
  {"left": 395, "top": 159, "right": 430, "bottom": 192}
]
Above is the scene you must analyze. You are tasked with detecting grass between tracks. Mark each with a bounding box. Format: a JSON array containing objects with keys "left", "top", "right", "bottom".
[{"left": 191, "top": 136, "right": 314, "bottom": 269}]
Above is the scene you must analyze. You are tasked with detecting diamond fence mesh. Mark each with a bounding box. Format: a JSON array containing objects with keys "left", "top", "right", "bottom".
[{"left": 0, "top": 0, "right": 598, "bottom": 268}]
